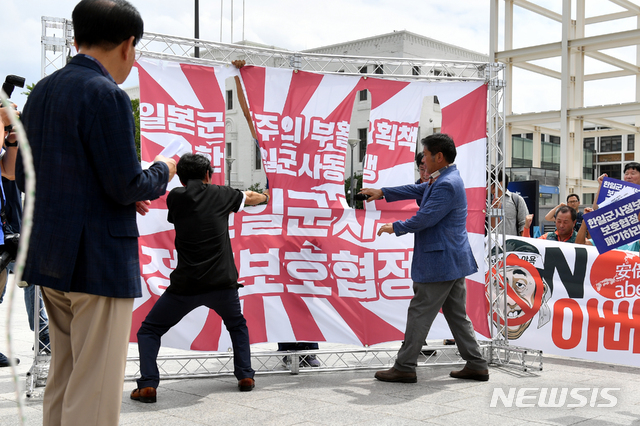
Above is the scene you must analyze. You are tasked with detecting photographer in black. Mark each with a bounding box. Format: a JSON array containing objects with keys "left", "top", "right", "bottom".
[
  {"left": 1, "top": 75, "right": 50, "bottom": 366},
  {"left": 0, "top": 80, "right": 22, "bottom": 367}
]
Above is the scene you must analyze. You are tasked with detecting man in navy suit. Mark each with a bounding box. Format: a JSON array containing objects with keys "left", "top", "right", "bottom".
[
  {"left": 360, "top": 133, "right": 488, "bottom": 383},
  {"left": 16, "top": 1, "right": 176, "bottom": 425}
]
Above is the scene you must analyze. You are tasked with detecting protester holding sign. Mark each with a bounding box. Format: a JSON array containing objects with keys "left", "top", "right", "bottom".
[
  {"left": 624, "top": 162, "right": 640, "bottom": 184},
  {"left": 584, "top": 171, "right": 640, "bottom": 253},
  {"left": 545, "top": 194, "right": 583, "bottom": 232},
  {"left": 524, "top": 206, "right": 577, "bottom": 243},
  {"left": 571, "top": 206, "right": 639, "bottom": 252}
]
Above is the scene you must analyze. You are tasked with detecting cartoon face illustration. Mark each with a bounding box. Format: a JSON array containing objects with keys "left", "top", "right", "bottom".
[
  {"left": 504, "top": 265, "right": 538, "bottom": 338},
  {"left": 487, "top": 253, "right": 550, "bottom": 340}
]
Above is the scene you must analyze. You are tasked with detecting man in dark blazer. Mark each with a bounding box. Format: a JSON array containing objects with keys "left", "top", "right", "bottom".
[
  {"left": 360, "top": 133, "right": 488, "bottom": 383},
  {"left": 16, "top": 1, "right": 176, "bottom": 425}
]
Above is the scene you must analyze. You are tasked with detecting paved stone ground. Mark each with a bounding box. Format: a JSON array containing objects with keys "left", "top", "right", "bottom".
[{"left": 1, "top": 283, "right": 639, "bottom": 425}]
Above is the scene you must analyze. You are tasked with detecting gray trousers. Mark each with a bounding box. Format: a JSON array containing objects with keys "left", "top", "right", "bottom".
[{"left": 394, "top": 277, "right": 488, "bottom": 372}]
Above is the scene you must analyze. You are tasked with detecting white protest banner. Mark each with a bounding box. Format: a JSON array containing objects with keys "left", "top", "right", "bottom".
[{"left": 496, "top": 237, "right": 640, "bottom": 367}]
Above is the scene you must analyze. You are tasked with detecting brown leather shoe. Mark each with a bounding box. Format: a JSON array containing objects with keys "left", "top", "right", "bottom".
[
  {"left": 374, "top": 367, "right": 417, "bottom": 383},
  {"left": 238, "top": 377, "right": 255, "bottom": 391},
  {"left": 130, "top": 387, "right": 157, "bottom": 403},
  {"left": 450, "top": 366, "right": 489, "bottom": 381}
]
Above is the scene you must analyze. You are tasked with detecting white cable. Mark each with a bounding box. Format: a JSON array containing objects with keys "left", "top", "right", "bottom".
[{"left": 1, "top": 88, "right": 35, "bottom": 426}]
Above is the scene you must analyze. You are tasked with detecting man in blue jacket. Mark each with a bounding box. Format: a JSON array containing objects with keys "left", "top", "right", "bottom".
[
  {"left": 16, "top": 1, "right": 176, "bottom": 424},
  {"left": 360, "top": 133, "right": 488, "bottom": 383}
]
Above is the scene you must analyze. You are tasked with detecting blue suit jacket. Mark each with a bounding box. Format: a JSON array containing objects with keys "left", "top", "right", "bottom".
[
  {"left": 16, "top": 55, "right": 169, "bottom": 298},
  {"left": 382, "top": 164, "right": 477, "bottom": 283}
]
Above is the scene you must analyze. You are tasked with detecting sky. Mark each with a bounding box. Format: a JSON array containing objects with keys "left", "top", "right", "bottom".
[{"left": 2, "top": 0, "right": 640, "bottom": 115}]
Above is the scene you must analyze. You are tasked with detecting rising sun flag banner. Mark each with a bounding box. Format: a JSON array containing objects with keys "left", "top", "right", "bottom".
[{"left": 133, "top": 58, "right": 488, "bottom": 351}]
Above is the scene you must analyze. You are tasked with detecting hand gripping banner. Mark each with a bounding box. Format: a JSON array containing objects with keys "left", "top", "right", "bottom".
[{"left": 134, "top": 58, "right": 489, "bottom": 351}]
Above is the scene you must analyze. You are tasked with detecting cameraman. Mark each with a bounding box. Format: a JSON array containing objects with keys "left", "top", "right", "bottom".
[
  {"left": 0, "top": 137, "right": 51, "bottom": 354},
  {"left": 0, "top": 106, "right": 20, "bottom": 294},
  {"left": 0, "top": 106, "right": 21, "bottom": 367}
]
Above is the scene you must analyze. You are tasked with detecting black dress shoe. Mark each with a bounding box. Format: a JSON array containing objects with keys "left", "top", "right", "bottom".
[
  {"left": 0, "top": 352, "right": 19, "bottom": 367},
  {"left": 450, "top": 366, "right": 489, "bottom": 381},
  {"left": 238, "top": 377, "right": 255, "bottom": 391},
  {"left": 130, "top": 387, "right": 157, "bottom": 403},
  {"left": 375, "top": 367, "right": 417, "bottom": 383}
]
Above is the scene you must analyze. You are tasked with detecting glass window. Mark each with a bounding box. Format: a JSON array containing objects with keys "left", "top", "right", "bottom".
[
  {"left": 358, "top": 128, "right": 368, "bottom": 162},
  {"left": 584, "top": 137, "right": 595, "bottom": 151},
  {"left": 549, "top": 135, "right": 561, "bottom": 144},
  {"left": 583, "top": 193, "right": 594, "bottom": 206},
  {"left": 541, "top": 141, "right": 560, "bottom": 171},
  {"left": 628, "top": 134, "right": 635, "bottom": 151},
  {"left": 583, "top": 148, "right": 595, "bottom": 180},
  {"left": 374, "top": 64, "right": 383, "bottom": 74},
  {"left": 600, "top": 135, "right": 622, "bottom": 152},
  {"left": 412, "top": 66, "right": 420, "bottom": 76},
  {"left": 600, "top": 164, "right": 621, "bottom": 180},
  {"left": 511, "top": 136, "right": 533, "bottom": 168},
  {"left": 359, "top": 90, "right": 368, "bottom": 101},
  {"left": 540, "top": 193, "right": 559, "bottom": 207},
  {"left": 254, "top": 143, "right": 261, "bottom": 170},
  {"left": 226, "top": 90, "right": 233, "bottom": 110}
]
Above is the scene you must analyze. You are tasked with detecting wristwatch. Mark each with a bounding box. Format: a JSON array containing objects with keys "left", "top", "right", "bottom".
[{"left": 5, "top": 140, "right": 18, "bottom": 147}]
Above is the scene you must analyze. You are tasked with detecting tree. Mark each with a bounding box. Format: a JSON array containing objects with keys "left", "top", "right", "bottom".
[
  {"left": 131, "top": 99, "right": 140, "bottom": 160},
  {"left": 21, "top": 83, "right": 36, "bottom": 97},
  {"left": 246, "top": 182, "right": 264, "bottom": 193}
]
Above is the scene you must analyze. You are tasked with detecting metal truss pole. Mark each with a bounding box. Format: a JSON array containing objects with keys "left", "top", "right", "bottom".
[
  {"left": 484, "top": 62, "right": 543, "bottom": 369},
  {"left": 485, "top": 62, "right": 508, "bottom": 349},
  {"left": 41, "top": 17, "right": 72, "bottom": 79}
]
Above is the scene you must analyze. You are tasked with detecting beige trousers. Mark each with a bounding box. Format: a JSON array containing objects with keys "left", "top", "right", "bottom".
[{"left": 41, "top": 287, "right": 133, "bottom": 426}]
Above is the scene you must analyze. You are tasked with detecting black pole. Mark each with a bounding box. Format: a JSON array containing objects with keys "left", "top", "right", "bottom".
[{"left": 195, "top": 0, "right": 200, "bottom": 58}]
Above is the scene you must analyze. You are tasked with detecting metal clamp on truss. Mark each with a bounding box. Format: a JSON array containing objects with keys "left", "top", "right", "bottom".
[
  {"left": 289, "top": 53, "right": 302, "bottom": 70},
  {"left": 489, "top": 78, "right": 506, "bottom": 89},
  {"left": 487, "top": 207, "right": 504, "bottom": 217}
]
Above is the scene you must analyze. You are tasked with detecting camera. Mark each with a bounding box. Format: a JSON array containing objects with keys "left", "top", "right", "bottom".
[
  {"left": 354, "top": 193, "right": 370, "bottom": 201},
  {"left": 0, "top": 233, "right": 20, "bottom": 272},
  {"left": 2, "top": 75, "right": 25, "bottom": 132},
  {"left": 2, "top": 75, "right": 25, "bottom": 99}
]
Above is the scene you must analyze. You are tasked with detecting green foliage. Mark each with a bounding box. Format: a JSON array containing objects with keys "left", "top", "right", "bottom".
[
  {"left": 246, "top": 182, "right": 264, "bottom": 193},
  {"left": 21, "top": 83, "right": 36, "bottom": 97},
  {"left": 131, "top": 98, "right": 140, "bottom": 160},
  {"left": 246, "top": 182, "right": 269, "bottom": 204},
  {"left": 345, "top": 173, "right": 364, "bottom": 209}
]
